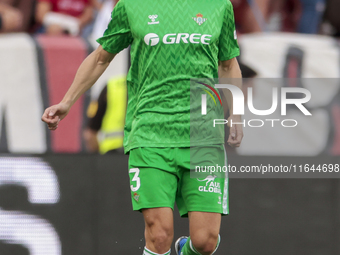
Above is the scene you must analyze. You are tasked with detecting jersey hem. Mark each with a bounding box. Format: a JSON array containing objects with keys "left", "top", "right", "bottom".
[
  {"left": 96, "top": 40, "right": 121, "bottom": 55},
  {"left": 124, "top": 139, "right": 224, "bottom": 153},
  {"left": 179, "top": 207, "right": 229, "bottom": 218},
  {"left": 132, "top": 204, "right": 175, "bottom": 211}
]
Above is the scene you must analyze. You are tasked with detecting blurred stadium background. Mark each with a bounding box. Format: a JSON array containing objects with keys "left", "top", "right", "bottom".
[{"left": 0, "top": 0, "right": 340, "bottom": 254}]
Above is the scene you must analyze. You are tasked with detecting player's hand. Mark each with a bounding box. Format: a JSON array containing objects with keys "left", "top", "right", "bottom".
[
  {"left": 41, "top": 102, "right": 71, "bottom": 131},
  {"left": 227, "top": 115, "right": 243, "bottom": 148}
]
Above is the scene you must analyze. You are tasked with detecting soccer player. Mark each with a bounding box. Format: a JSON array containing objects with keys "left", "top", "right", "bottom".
[{"left": 41, "top": 0, "right": 243, "bottom": 254}]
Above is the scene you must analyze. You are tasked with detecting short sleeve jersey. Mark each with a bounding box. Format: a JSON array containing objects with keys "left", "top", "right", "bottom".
[{"left": 97, "top": 0, "right": 240, "bottom": 153}]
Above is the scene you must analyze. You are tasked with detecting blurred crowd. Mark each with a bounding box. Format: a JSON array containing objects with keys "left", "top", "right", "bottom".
[
  {"left": 231, "top": 0, "right": 340, "bottom": 35},
  {"left": 0, "top": 0, "right": 112, "bottom": 37},
  {"left": 0, "top": 0, "right": 340, "bottom": 38}
]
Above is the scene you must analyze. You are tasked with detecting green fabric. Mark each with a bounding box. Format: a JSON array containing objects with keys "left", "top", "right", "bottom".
[
  {"left": 181, "top": 237, "right": 200, "bottom": 255},
  {"left": 97, "top": 0, "right": 240, "bottom": 153},
  {"left": 128, "top": 146, "right": 229, "bottom": 217},
  {"left": 181, "top": 235, "right": 221, "bottom": 255},
  {"left": 143, "top": 247, "right": 171, "bottom": 255}
]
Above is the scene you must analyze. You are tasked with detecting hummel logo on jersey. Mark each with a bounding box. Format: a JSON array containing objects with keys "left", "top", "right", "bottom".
[
  {"left": 144, "top": 33, "right": 212, "bottom": 46},
  {"left": 148, "top": 14, "right": 159, "bottom": 25},
  {"left": 193, "top": 13, "right": 207, "bottom": 26}
]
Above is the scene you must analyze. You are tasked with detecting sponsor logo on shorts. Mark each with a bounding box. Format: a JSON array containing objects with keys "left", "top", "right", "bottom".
[{"left": 197, "top": 174, "right": 222, "bottom": 194}]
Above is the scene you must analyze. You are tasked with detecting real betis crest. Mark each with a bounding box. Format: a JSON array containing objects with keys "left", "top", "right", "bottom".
[
  {"left": 192, "top": 13, "right": 207, "bottom": 26},
  {"left": 133, "top": 192, "right": 140, "bottom": 202}
]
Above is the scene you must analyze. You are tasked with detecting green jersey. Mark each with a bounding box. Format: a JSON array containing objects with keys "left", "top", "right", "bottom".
[{"left": 97, "top": 0, "right": 240, "bottom": 153}]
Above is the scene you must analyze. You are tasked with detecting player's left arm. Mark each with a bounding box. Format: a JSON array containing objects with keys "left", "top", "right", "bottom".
[
  {"left": 218, "top": 0, "right": 243, "bottom": 148},
  {"left": 219, "top": 58, "right": 243, "bottom": 148}
]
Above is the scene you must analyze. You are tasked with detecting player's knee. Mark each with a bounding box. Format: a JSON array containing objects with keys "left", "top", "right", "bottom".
[
  {"left": 145, "top": 221, "right": 173, "bottom": 247},
  {"left": 150, "top": 230, "right": 173, "bottom": 246},
  {"left": 191, "top": 232, "right": 219, "bottom": 255}
]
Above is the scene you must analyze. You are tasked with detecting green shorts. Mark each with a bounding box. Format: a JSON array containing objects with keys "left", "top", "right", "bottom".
[{"left": 128, "top": 145, "right": 229, "bottom": 217}]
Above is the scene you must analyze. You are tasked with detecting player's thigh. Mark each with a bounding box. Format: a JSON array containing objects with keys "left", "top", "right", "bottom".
[
  {"left": 188, "top": 211, "right": 221, "bottom": 236},
  {"left": 128, "top": 147, "right": 178, "bottom": 210}
]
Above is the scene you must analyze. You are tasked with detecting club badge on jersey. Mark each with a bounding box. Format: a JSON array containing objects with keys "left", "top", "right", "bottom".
[
  {"left": 133, "top": 192, "right": 140, "bottom": 202},
  {"left": 192, "top": 13, "right": 207, "bottom": 26}
]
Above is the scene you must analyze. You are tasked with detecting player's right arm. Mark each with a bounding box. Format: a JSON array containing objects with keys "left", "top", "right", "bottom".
[
  {"left": 41, "top": 46, "right": 115, "bottom": 130},
  {"left": 42, "top": 0, "right": 131, "bottom": 130}
]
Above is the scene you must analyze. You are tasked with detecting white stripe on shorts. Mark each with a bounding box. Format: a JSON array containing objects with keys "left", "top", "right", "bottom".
[{"left": 222, "top": 146, "right": 229, "bottom": 214}]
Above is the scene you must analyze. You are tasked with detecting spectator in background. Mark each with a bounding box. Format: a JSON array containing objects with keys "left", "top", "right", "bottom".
[
  {"left": 231, "top": 0, "right": 272, "bottom": 33},
  {"left": 83, "top": 76, "right": 127, "bottom": 154},
  {"left": 35, "top": 0, "right": 94, "bottom": 36},
  {"left": 89, "top": 0, "right": 117, "bottom": 43},
  {"left": 276, "top": 0, "right": 325, "bottom": 34},
  {"left": 0, "top": 0, "right": 35, "bottom": 33},
  {"left": 90, "top": 0, "right": 104, "bottom": 10},
  {"left": 232, "top": 0, "right": 325, "bottom": 34},
  {"left": 268, "top": 0, "right": 294, "bottom": 32},
  {"left": 297, "top": 0, "right": 325, "bottom": 34},
  {"left": 324, "top": 0, "right": 340, "bottom": 37}
]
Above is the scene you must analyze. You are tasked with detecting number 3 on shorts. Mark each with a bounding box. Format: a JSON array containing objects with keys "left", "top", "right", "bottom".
[{"left": 129, "top": 168, "right": 140, "bottom": 191}]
